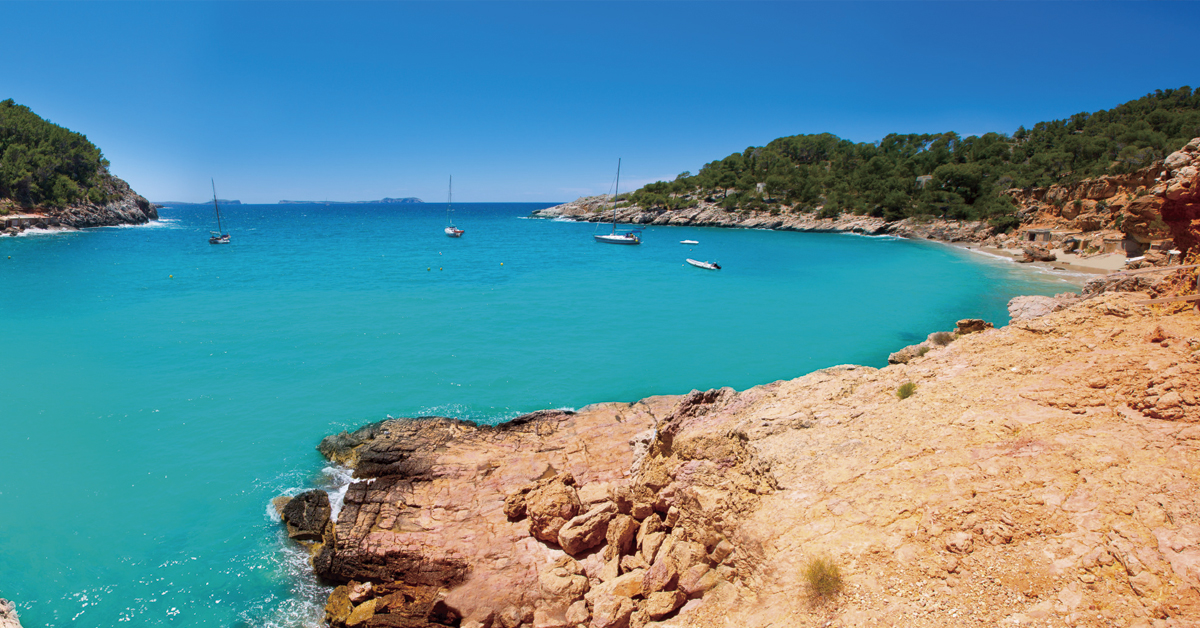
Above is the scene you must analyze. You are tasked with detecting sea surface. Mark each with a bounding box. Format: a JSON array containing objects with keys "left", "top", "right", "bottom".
[{"left": 0, "top": 202, "right": 1081, "bottom": 626}]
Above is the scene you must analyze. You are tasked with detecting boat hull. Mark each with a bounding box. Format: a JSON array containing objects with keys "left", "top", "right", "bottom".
[
  {"left": 686, "top": 258, "right": 719, "bottom": 270},
  {"left": 445, "top": 227, "right": 464, "bottom": 238},
  {"left": 209, "top": 234, "right": 230, "bottom": 244},
  {"left": 594, "top": 234, "right": 640, "bottom": 245}
]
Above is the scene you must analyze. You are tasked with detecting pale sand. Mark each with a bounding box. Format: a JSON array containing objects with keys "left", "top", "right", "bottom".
[{"left": 951, "top": 244, "right": 1129, "bottom": 277}]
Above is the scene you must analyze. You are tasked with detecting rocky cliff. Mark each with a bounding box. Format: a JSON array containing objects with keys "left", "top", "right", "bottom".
[
  {"left": 281, "top": 289, "right": 1200, "bottom": 628},
  {"left": 532, "top": 196, "right": 1001, "bottom": 244},
  {"left": 534, "top": 137, "right": 1200, "bottom": 261},
  {"left": 1, "top": 174, "right": 156, "bottom": 235},
  {"left": 998, "top": 137, "right": 1200, "bottom": 256}
]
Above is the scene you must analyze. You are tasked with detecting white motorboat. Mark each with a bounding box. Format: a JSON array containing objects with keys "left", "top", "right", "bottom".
[
  {"left": 681, "top": 240, "right": 698, "bottom": 245},
  {"left": 686, "top": 258, "right": 720, "bottom": 270}
]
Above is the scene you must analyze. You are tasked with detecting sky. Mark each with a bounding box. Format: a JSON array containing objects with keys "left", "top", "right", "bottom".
[{"left": 4, "top": 1, "right": 1199, "bottom": 204}]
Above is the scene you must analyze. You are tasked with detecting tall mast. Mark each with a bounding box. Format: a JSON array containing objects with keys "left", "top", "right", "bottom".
[
  {"left": 447, "top": 175, "right": 453, "bottom": 226},
  {"left": 211, "top": 178, "right": 223, "bottom": 234},
  {"left": 613, "top": 158, "right": 621, "bottom": 234}
]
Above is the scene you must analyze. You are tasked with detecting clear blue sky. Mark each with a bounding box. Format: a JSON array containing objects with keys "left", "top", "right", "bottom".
[{"left": 5, "top": 2, "right": 1198, "bottom": 203}]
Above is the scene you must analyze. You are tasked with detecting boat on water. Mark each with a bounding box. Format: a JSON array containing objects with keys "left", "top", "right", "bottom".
[
  {"left": 208, "top": 179, "right": 229, "bottom": 244},
  {"left": 686, "top": 258, "right": 720, "bottom": 270},
  {"left": 681, "top": 240, "right": 698, "bottom": 245},
  {"left": 444, "top": 175, "right": 464, "bottom": 238},
  {"left": 594, "top": 158, "right": 641, "bottom": 245}
]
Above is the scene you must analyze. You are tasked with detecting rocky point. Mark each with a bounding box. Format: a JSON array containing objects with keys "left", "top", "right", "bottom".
[{"left": 279, "top": 285, "right": 1200, "bottom": 627}]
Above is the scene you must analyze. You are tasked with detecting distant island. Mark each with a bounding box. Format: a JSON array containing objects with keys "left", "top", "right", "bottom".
[
  {"left": 278, "top": 197, "right": 423, "bottom": 205},
  {"left": 155, "top": 199, "right": 242, "bottom": 206}
]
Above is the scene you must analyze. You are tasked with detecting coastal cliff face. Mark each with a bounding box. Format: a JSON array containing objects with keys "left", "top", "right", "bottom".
[
  {"left": 531, "top": 197, "right": 995, "bottom": 243},
  {"left": 1000, "top": 137, "right": 1200, "bottom": 255},
  {"left": 534, "top": 136, "right": 1200, "bottom": 259},
  {"left": 1, "top": 174, "right": 156, "bottom": 235},
  {"left": 286, "top": 292, "right": 1200, "bottom": 628}
]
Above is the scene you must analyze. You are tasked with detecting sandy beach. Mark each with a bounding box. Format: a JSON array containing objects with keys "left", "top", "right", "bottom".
[{"left": 957, "top": 243, "right": 1130, "bottom": 275}]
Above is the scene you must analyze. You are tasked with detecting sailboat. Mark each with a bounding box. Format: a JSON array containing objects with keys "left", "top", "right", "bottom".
[
  {"left": 208, "top": 179, "right": 230, "bottom": 244},
  {"left": 594, "top": 158, "right": 641, "bottom": 245},
  {"left": 444, "top": 175, "right": 464, "bottom": 238}
]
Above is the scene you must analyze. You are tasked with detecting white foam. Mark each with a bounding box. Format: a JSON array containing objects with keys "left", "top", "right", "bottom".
[
  {"left": 838, "top": 231, "right": 900, "bottom": 240},
  {"left": 10, "top": 226, "right": 76, "bottom": 237},
  {"left": 322, "top": 465, "right": 356, "bottom": 522},
  {"left": 246, "top": 538, "right": 330, "bottom": 628},
  {"left": 946, "top": 243, "right": 1089, "bottom": 284},
  {"left": 104, "top": 218, "right": 180, "bottom": 230}
]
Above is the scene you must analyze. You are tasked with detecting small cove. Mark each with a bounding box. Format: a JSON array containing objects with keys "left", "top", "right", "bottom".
[{"left": 0, "top": 203, "right": 1081, "bottom": 626}]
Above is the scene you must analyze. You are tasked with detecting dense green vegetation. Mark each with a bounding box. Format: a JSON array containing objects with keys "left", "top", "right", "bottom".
[
  {"left": 626, "top": 87, "right": 1200, "bottom": 228},
  {"left": 0, "top": 99, "right": 116, "bottom": 209}
]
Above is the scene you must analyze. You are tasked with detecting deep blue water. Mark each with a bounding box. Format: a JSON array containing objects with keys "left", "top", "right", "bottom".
[{"left": 0, "top": 202, "right": 1080, "bottom": 626}]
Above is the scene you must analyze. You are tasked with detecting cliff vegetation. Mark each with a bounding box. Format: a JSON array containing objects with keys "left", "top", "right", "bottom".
[
  {"left": 0, "top": 99, "right": 118, "bottom": 211},
  {"left": 626, "top": 87, "right": 1200, "bottom": 228}
]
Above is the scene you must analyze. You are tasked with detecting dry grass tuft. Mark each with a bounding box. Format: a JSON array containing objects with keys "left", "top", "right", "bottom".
[
  {"left": 896, "top": 382, "right": 917, "bottom": 400},
  {"left": 803, "top": 555, "right": 844, "bottom": 602}
]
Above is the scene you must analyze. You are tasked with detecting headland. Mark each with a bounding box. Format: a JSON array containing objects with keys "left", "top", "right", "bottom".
[
  {"left": 279, "top": 281, "right": 1200, "bottom": 627},
  {"left": 533, "top": 136, "right": 1200, "bottom": 278}
]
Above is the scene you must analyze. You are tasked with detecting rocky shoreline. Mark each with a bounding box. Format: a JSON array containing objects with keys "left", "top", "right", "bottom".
[
  {"left": 1, "top": 174, "right": 156, "bottom": 236},
  {"left": 533, "top": 137, "right": 1200, "bottom": 272},
  {"left": 530, "top": 197, "right": 991, "bottom": 244},
  {"left": 279, "top": 284, "right": 1200, "bottom": 627}
]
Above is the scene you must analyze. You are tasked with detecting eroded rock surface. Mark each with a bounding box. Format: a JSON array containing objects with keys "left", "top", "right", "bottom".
[
  {"left": 288, "top": 292, "right": 1200, "bottom": 628},
  {"left": 0, "top": 599, "right": 22, "bottom": 628}
]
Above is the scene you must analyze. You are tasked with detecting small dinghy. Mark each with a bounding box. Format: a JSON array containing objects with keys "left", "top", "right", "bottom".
[
  {"left": 686, "top": 258, "right": 720, "bottom": 270},
  {"left": 681, "top": 240, "right": 698, "bottom": 245}
]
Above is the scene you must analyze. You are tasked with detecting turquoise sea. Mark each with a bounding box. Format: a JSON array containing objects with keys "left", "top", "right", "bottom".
[{"left": 0, "top": 202, "right": 1080, "bottom": 626}]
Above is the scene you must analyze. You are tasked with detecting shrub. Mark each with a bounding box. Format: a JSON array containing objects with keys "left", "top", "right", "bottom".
[
  {"left": 816, "top": 204, "right": 841, "bottom": 220},
  {"left": 989, "top": 214, "right": 1020, "bottom": 234},
  {"left": 917, "top": 346, "right": 931, "bottom": 357},
  {"left": 803, "top": 556, "right": 844, "bottom": 602},
  {"left": 929, "top": 331, "right": 956, "bottom": 346},
  {"left": 896, "top": 382, "right": 917, "bottom": 399}
]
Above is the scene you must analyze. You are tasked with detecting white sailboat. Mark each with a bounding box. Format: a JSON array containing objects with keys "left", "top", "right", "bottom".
[
  {"left": 594, "top": 159, "right": 640, "bottom": 245},
  {"left": 208, "top": 179, "right": 230, "bottom": 244},
  {"left": 444, "top": 175, "right": 464, "bottom": 238}
]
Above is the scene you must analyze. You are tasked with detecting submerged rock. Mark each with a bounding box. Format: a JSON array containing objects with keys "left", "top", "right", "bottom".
[{"left": 280, "top": 489, "right": 331, "bottom": 542}]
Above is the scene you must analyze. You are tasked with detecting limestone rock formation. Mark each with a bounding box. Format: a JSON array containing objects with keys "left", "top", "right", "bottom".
[
  {"left": 280, "top": 489, "right": 332, "bottom": 542},
  {"left": 996, "top": 136, "right": 1200, "bottom": 257},
  {"left": 2, "top": 174, "right": 157, "bottom": 235},
  {"left": 1020, "top": 245, "right": 1057, "bottom": 263},
  {"left": 0, "top": 599, "right": 22, "bottom": 628},
  {"left": 284, "top": 291, "right": 1200, "bottom": 627},
  {"left": 1007, "top": 293, "right": 1081, "bottom": 321}
]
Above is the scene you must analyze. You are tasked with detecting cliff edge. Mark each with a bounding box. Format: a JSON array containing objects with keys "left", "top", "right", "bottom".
[
  {"left": 281, "top": 289, "right": 1200, "bottom": 628},
  {"left": 1, "top": 174, "right": 156, "bottom": 235}
]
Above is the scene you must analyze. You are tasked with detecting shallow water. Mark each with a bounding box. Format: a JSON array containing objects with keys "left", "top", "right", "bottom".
[{"left": 0, "top": 203, "right": 1079, "bottom": 626}]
